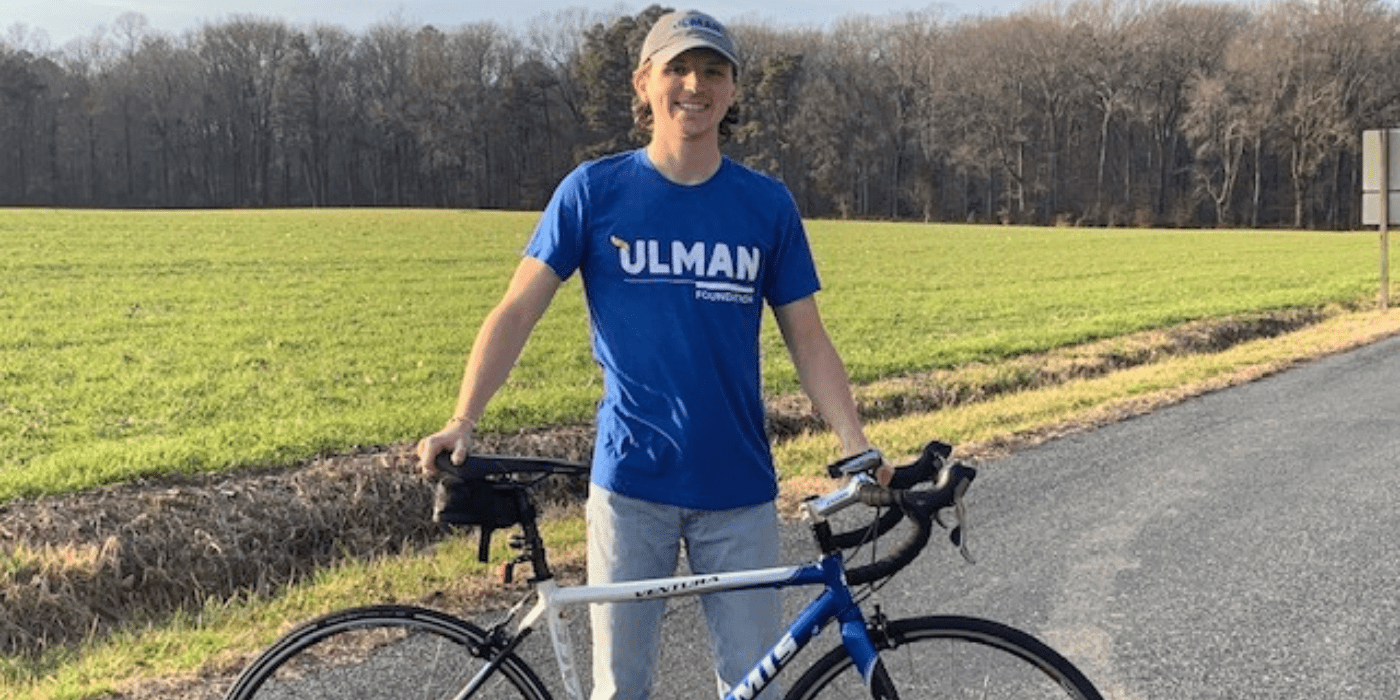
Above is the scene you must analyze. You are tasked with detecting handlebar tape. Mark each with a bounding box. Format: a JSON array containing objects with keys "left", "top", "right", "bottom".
[
  {"left": 886, "top": 440, "right": 953, "bottom": 489},
  {"left": 841, "top": 462, "right": 977, "bottom": 586},
  {"left": 827, "top": 440, "right": 953, "bottom": 549}
]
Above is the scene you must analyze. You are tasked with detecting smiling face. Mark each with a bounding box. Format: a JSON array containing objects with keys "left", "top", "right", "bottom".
[{"left": 633, "top": 48, "right": 737, "bottom": 146}]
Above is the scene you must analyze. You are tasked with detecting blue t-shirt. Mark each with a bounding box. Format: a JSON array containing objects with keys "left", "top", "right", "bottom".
[{"left": 525, "top": 149, "right": 820, "bottom": 510}]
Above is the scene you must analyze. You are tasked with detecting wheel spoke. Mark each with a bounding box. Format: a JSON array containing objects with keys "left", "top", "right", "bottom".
[
  {"left": 785, "top": 616, "right": 1101, "bottom": 700},
  {"left": 225, "top": 605, "right": 550, "bottom": 700}
]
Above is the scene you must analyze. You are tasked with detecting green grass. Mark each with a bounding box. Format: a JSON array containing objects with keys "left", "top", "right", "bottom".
[
  {"left": 1, "top": 209, "right": 593, "bottom": 500},
  {"left": 797, "top": 223, "right": 1378, "bottom": 383},
  {"left": 11, "top": 306, "right": 1400, "bottom": 700},
  {"left": 1, "top": 209, "right": 1395, "bottom": 699},
  {"left": 0, "top": 210, "right": 1388, "bottom": 502}
]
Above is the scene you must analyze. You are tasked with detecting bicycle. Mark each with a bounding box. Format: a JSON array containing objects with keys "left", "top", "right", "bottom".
[{"left": 224, "top": 440, "right": 1103, "bottom": 700}]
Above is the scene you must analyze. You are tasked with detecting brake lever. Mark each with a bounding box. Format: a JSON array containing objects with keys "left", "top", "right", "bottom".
[
  {"left": 951, "top": 487, "right": 974, "bottom": 564},
  {"left": 932, "top": 466, "right": 975, "bottom": 564}
]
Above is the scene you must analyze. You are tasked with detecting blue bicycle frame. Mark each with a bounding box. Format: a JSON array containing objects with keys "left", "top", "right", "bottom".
[{"left": 720, "top": 554, "right": 882, "bottom": 700}]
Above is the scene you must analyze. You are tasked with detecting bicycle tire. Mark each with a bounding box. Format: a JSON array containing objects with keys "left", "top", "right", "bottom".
[
  {"left": 224, "top": 604, "right": 552, "bottom": 700},
  {"left": 784, "top": 615, "right": 1103, "bottom": 700}
]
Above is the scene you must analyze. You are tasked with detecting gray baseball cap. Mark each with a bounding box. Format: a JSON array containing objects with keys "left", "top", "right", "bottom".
[{"left": 638, "top": 10, "right": 741, "bottom": 72}]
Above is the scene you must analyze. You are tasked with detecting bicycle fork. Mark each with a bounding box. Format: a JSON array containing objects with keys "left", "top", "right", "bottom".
[
  {"left": 452, "top": 624, "right": 535, "bottom": 700},
  {"left": 454, "top": 580, "right": 584, "bottom": 700}
]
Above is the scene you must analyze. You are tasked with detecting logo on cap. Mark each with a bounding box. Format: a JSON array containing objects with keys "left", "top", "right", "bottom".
[
  {"left": 676, "top": 14, "right": 726, "bottom": 38},
  {"left": 640, "top": 10, "right": 739, "bottom": 71}
]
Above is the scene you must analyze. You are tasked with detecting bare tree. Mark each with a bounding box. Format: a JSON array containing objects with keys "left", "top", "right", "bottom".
[
  {"left": 522, "top": 7, "right": 611, "bottom": 191},
  {"left": 1307, "top": 0, "right": 1400, "bottom": 226},
  {"left": 1129, "top": 1, "right": 1249, "bottom": 224},
  {"left": 797, "top": 17, "right": 906, "bottom": 218},
  {"left": 942, "top": 12, "right": 1082, "bottom": 223},
  {"left": 0, "top": 49, "right": 49, "bottom": 201},
  {"left": 2, "top": 22, "right": 52, "bottom": 54},
  {"left": 7, "top": 2, "right": 1400, "bottom": 226},
  {"left": 129, "top": 35, "right": 201, "bottom": 204},
  {"left": 1240, "top": 1, "right": 1350, "bottom": 227},
  {"left": 401, "top": 23, "right": 519, "bottom": 207},
  {"left": 884, "top": 11, "right": 946, "bottom": 220},
  {"left": 198, "top": 17, "right": 292, "bottom": 205},
  {"left": 1183, "top": 74, "right": 1249, "bottom": 225},
  {"left": 276, "top": 29, "right": 336, "bottom": 205},
  {"left": 356, "top": 19, "right": 421, "bottom": 204},
  {"left": 1066, "top": 0, "right": 1145, "bottom": 222},
  {"left": 526, "top": 6, "right": 609, "bottom": 127},
  {"left": 729, "top": 23, "right": 824, "bottom": 210},
  {"left": 935, "top": 17, "right": 1016, "bottom": 221}
]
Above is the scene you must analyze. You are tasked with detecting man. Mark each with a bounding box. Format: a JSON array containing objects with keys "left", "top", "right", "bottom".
[{"left": 417, "top": 10, "right": 877, "bottom": 700}]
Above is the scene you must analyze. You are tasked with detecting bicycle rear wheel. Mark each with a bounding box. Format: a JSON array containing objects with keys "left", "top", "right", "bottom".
[
  {"left": 785, "top": 615, "right": 1102, "bottom": 700},
  {"left": 224, "top": 604, "right": 551, "bottom": 700}
]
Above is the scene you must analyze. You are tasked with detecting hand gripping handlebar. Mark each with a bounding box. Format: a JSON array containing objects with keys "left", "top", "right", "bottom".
[
  {"left": 806, "top": 440, "right": 977, "bottom": 586},
  {"left": 434, "top": 442, "right": 974, "bottom": 587}
]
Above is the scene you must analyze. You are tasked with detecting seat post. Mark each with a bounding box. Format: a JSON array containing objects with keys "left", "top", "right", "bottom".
[{"left": 514, "top": 491, "right": 553, "bottom": 582}]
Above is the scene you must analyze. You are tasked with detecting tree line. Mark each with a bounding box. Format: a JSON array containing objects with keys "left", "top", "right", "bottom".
[{"left": 3, "top": 0, "right": 1398, "bottom": 228}]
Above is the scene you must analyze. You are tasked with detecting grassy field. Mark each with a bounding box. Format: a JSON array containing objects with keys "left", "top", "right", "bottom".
[
  {"left": 3, "top": 208, "right": 1399, "bottom": 699},
  {"left": 0, "top": 209, "right": 1387, "bottom": 503}
]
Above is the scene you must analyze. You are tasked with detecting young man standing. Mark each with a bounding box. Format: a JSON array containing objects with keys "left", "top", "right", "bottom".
[{"left": 417, "top": 10, "right": 878, "bottom": 700}]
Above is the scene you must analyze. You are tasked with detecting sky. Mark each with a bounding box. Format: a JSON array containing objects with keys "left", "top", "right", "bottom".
[{"left": 3, "top": 0, "right": 1031, "bottom": 50}]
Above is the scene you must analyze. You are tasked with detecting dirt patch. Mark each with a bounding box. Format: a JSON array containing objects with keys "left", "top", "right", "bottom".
[{"left": 0, "top": 306, "right": 1362, "bottom": 665}]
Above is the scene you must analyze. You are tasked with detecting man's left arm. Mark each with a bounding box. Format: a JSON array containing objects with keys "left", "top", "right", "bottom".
[{"left": 773, "top": 295, "right": 873, "bottom": 458}]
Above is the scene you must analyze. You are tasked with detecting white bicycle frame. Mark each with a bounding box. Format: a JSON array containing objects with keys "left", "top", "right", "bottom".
[
  {"left": 517, "top": 565, "right": 805, "bottom": 700},
  {"left": 452, "top": 472, "right": 910, "bottom": 700},
  {"left": 458, "top": 555, "right": 881, "bottom": 700}
]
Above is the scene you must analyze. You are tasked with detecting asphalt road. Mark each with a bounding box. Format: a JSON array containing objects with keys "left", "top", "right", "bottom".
[{"left": 480, "top": 334, "right": 1400, "bottom": 700}]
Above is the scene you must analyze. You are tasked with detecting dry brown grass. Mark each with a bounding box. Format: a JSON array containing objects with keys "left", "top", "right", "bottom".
[
  {"left": 0, "top": 448, "right": 432, "bottom": 656},
  {"left": 767, "top": 307, "right": 1331, "bottom": 438},
  {"left": 0, "top": 305, "right": 1386, "bottom": 664},
  {"left": 0, "top": 428, "right": 593, "bottom": 658}
]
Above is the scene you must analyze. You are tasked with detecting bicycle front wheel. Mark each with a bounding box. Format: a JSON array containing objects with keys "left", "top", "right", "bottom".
[
  {"left": 786, "top": 615, "right": 1103, "bottom": 700},
  {"left": 224, "top": 604, "right": 552, "bottom": 700}
]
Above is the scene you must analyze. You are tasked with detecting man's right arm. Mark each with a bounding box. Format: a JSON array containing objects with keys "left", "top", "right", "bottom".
[{"left": 416, "top": 256, "right": 563, "bottom": 474}]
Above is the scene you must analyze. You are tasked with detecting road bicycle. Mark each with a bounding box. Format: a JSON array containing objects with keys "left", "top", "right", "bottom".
[{"left": 224, "top": 440, "right": 1103, "bottom": 700}]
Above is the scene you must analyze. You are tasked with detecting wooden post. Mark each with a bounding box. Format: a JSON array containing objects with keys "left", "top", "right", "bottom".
[{"left": 1382, "top": 131, "right": 1391, "bottom": 310}]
